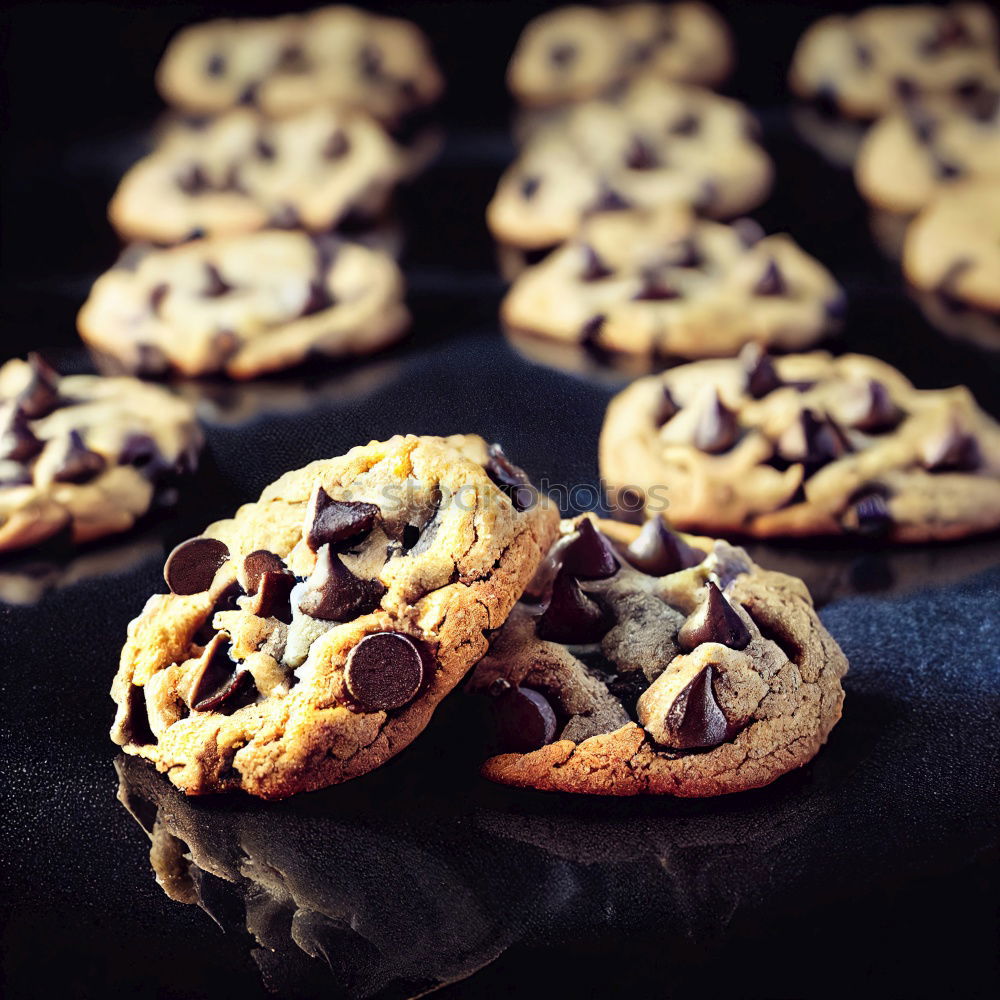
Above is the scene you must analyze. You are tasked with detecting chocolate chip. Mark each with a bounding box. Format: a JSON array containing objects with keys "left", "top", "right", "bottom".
[
  {"left": 741, "top": 343, "right": 782, "bottom": 399},
  {"left": 849, "top": 380, "right": 902, "bottom": 433},
  {"left": 634, "top": 272, "right": 680, "bottom": 301},
  {"left": 668, "top": 113, "right": 700, "bottom": 136},
  {"left": 358, "top": 44, "right": 382, "bottom": 79},
  {"left": 491, "top": 685, "right": 557, "bottom": 753},
  {"left": 202, "top": 263, "right": 232, "bottom": 298},
  {"left": 255, "top": 137, "right": 276, "bottom": 160},
  {"left": 669, "top": 238, "right": 702, "bottom": 268},
  {"left": 664, "top": 665, "right": 731, "bottom": 749},
  {"left": 934, "top": 158, "right": 964, "bottom": 181},
  {"left": 732, "top": 218, "right": 765, "bottom": 247},
  {"left": 192, "top": 577, "right": 246, "bottom": 645},
  {"left": 301, "top": 280, "right": 334, "bottom": 316},
  {"left": 190, "top": 632, "right": 252, "bottom": 712},
  {"left": 580, "top": 244, "right": 613, "bottom": 281},
  {"left": 485, "top": 444, "right": 535, "bottom": 511},
  {"left": 242, "top": 550, "right": 286, "bottom": 593},
  {"left": 845, "top": 491, "right": 893, "bottom": 537},
  {"left": 16, "top": 353, "right": 61, "bottom": 419},
  {"left": 296, "top": 544, "right": 385, "bottom": 621},
  {"left": 537, "top": 568, "right": 612, "bottom": 644},
  {"left": 854, "top": 41, "right": 873, "bottom": 68},
  {"left": 51, "top": 429, "right": 106, "bottom": 484},
  {"left": 779, "top": 410, "right": 851, "bottom": 473},
  {"left": 591, "top": 185, "right": 631, "bottom": 213},
  {"left": 123, "top": 684, "right": 156, "bottom": 746},
  {"left": 548, "top": 42, "right": 576, "bottom": 68},
  {"left": 580, "top": 314, "right": 606, "bottom": 347},
  {"left": 176, "top": 163, "right": 210, "bottom": 195},
  {"left": 206, "top": 53, "right": 226, "bottom": 77},
  {"left": 625, "top": 135, "right": 658, "bottom": 169},
  {"left": 0, "top": 403, "right": 43, "bottom": 462},
  {"left": 561, "top": 519, "right": 619, "bottom": 579},
  {"left": 678, "top": 581, "right": 751, "bottom": 651},
  {"left": 894, "top": 76, "right": 918, "bottom": 101},
  {"left": 238, "top": 83, "right": 258, "bottom": 106},
  {"left": 520, "top": 175, "right": 540, "bottom": 200},
  {"left": 250, "top": 570, "right": 295, "bottom": 624},
  {"left": 921, "top": 426, "right": 980, "bottom": 472},
  {"left": 305, "top": 486, "right": 380, "bottom": 552},
  {"left": 693, "top": 391, "right": 739, "bottom": 453},
  {"left": 149, "top": 283, "right": 169, "bottom": 316},
  {"left": 344, "top": 632, "right": 427, "bottom": 711},
  {"left": 401, "top": 524, "right": 421, "bottom": 550},
  {"left": 625, "top": 518, "right": 703, "bottom": 576},
  {"left": 754, "top": 259, "right": 787, "bottom": 296},
  {"left": 323, "top": 130, "right": 350, "bottom": 160},
  {"left": 164, "top": 537, "right": 231, "bottom": 595},
  {"left": 270, "top": 204, "right": 301, "bottom": 229}
]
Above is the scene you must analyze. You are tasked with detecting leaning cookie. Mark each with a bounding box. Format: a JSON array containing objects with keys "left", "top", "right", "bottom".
[
  {"left": 0, "top": 355, "right": 202, "bottom": 552},
  {"left": 600, "top": 349, "right": 1000, "bottom": 541},
  {"left": 502, "top": 205, "right": 844, "bottom": 358},
  {"left": 469, "top": 516, "right": 847, "bottom": 797},
  {"left": 110, "top": 435, "right": 559, "bottom": 799},
  {"left": 109, "top": 106, "right": 405, "bottom": 245},
  {"left": 78, "top": 233, "right": 409, "bottom": 379}
]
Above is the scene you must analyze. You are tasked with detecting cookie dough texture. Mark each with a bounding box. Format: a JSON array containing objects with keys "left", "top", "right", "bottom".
[
  {"left": 502, "top": 206, "right": 843, "bottom": 357},
  {"left": 109, "top": 106, "right": 405, "bottom": 244},
  {"left": 600, "top": 351, "right": 1000, "bottom": 541},
  {"left": 78, "top": 232, "right": 409, "bottom": 379},
  {"left": 789, "top": 3, "right": 1000, "bottom": 119},
  {"left": 156, "top": 5, "right": 443, "bottom": 127},
  {"left": 0, "top": 357, "right": 201, "bottom": 552},
  {"left": 470, "top": 517, "right": 848, "bottom": 796},
  {"left": 488, "top": 77, "right": 772, "bottom": 250},
  {"left": 508, "top": 2, "right": 733, "bottom": 107},
  {"left": 110, "top": 435, "right": 559, "bottom": 799}
]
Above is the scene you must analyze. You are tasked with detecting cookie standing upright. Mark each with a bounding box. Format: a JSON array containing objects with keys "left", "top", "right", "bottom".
[
  {"left": 0, "top": 355, "right": 202, "bottom": 552},
  {"left": 468, "top": 516, "right": 848, "bottom": 797},
  {"left": 79, "top": 232, "right": 409, "bottom": 379},
  {"left": 600, "top": 350, "right": 1000, "bottom": 541},
  {"left": 110, "top": 435, "right": 559, "bottom": 799}
]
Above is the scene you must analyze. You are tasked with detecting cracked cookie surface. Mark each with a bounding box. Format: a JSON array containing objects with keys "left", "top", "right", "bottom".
[
  {"left": 0, "top": 355, "right": 201, "bottom": 552},
  {"left": 600, "top": 350, "right": 1000, "bottom": 540},
  {"left": 469, "top": 516, "right": 847, "bottom": 796},
  {"left": 78, "top": 232, "right": 409, "bottom": 379},
  {"left": 110, "top": 434, "right": 559, "bottom": 799}
]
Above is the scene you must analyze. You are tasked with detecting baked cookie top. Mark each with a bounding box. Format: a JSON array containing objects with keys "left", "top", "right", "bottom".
[
  {"left": 156, "top": 5, "right": 443, "bottom": 126},
  {"left": 501, "top": 205, "right": 844, "bottom": 358},
  {"left": 0, "top": 355, "right": 201, "bottom": 552},
  {"left": 903, "top": 181, "right": 1000, "bottom": 312},
  {"left": 507, "top": 2, "right": 733, "bottom": 107},
  {"left": 789, "top": 3, "right": 1000, "bottom": 120},
  {"left": 855, "top": 88, "right": 1000, "bottom": 214},
  {"left": 110, "top": 435, "right": 559, "bottom": 799},
  {"left": 109, "top": 106, "right": 405, "bottom": 244},
  {"left": 468, "top": 515, "right": 848, "bottom": 797},
  {"left": 78, "top": 232, "right": 409, "bottom": 380},
  {"left": 599, "top": 350, "right": 1000, "bottom": 541},
  {"left": 488, "top": 77, "right": 772, "bottom": 250}
]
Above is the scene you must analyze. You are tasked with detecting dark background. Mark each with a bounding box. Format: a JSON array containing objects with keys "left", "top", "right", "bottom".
[{"left": 1, "top": 2, "right": 999, "bottom": 998}]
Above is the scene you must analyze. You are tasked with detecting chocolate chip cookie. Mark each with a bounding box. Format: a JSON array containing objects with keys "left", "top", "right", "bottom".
[
  {"left": 600, "top": 349, "right": 1000, "bottom": 541},
  {"left": 108, "top": 106, "right": 405, "bottom": 244},
  {"left": 488, "top": 77, "right": 772, "bottom": 251},
  {"left": 0, "top": 355, "right": 202, "bottom": 552},
  {"left": 501, "top": 205, "right": 844, "bottom": 358},
  {"left": 507, "top": 2, "right": 733, "bottom": 107},
  {"left": 156, "top": 5, "right": 443, "bottom": 128},
  {"left": 110, "top": 435, "right": 559, "bottom": 799},
  {"left": 78, "top": 232, "right": 409, "bottom": 379},
  {"left": 789, "top": 3, "right": 1000, "bottom": 120},
  {"left": 468, "top": 515, "right": 847, "bottom": 796}
]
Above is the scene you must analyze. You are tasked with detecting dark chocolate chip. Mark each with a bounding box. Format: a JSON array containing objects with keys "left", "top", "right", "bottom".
[
  {"left": 732, "top": 217, "right": 765, "bottom": 247},
  {"left": 668, "top": 113, "right": 700, "bottom": 136},
  {"left": 548, "top": 42, "right": 576, "bottom": 68},
  {"left": 0, "top": 403, "right": 43, "bottom": 462},
  {"left": 255, "top": 137, "right": 276, "bottom": 160},
  {"left": 693, "top": 391, "right": 739, "bottom": 453},
  {"left": 537, "top": 568, "right": 612, "bottom": 644},
  {"left": 202, "top": 263, "right": 232, "bottom": 298},
  {"left": 358, "top": 44, "right": 383, "bottom": 79},
  {"left": 520, "top": 175, "right": 540, "bottom": 200},
  {"left": 591, "top": 185, "right": 631, "bottom": 213},
  {"left": 798, "top": 410, "right": 852, "bottom": 472},
  {"left": 305, "top": 486, "right": 380, "bottom": 552},
  {"left": 634, "top": 271, "right": 681, "bottom": 301},
  {"left": 654, "top": 385, "right": 679, "bottom": 426},
  {"left": 678, "top": 581, "right": 751, "bottom": 651},
  {"left": 323, "top": 130, "right": 350, "bottom": 160},
  {"left": 123, "top": 684, "right": 156, "bottom": 746},
  {"left": 670, "top": 238, "right": 703, "bottom": 268},
  {"left": 754, "top": 259, "right": 787, "bottom": 296},
  {"left": 625, "top": 518, "right": 703, "bottom": 576},
  {"left": 237, "top": 83, "right": 258, "bottom": 106},
  {"left": 850, "top": 380, "right": 902, "bottom": 432},
  {"left": 206, "top": 53, "right": 226, "bottom": 77},
  {"left": 250, "top": 570, "right": 295, "bottom": 624},
  {"left": 242, "top": 549, "right": 286, "bottom": 593},
  {"left": 491, "top": 685, "right": 557, "bottom": 753},
  {"left": 625, "top": 135, "right": 659, "bottom": 169},
  {"left": 401, "top": 524, "right": 421, "bottom": 550},
  {"left": 276, "top": 43, "right": 308, "bottom": 72},
  {"left": 580, "top": 244, "right": 613, "bottom": 281},
  {"left": 164, "top": 537, "right": 231, "bottom": 595},
  {"left": 177, "top": 163, "right": 210, "bottom": 195},
  {"left": 485, "top": 443, "right": 536, "bottom": 511},
  {"left": 934, "top": 157, "right": 964, "bottom": 181},
  {"left": 190, "top": 632, "right": 252, "bottom": 712},
  {"left": 665, "top": 665, "right": 731, "bottom": 749},
  {"left": 149, "top": 283, "right": 169, "bottom": 316},
  {"left": 922, "top": 427, "right": 980, "bottom": 472},
  {"left": 561, "top": 519, "right": 619, "bottom": 580},
  {"left": 579, "top": 314, "right": 606, "bottom": 347},
  {"left": 845, "top": 491, "right": 893, "bottom": 537},
  {"left": 296, "top": 544, "right": 385, "bottom": 621},
  {"left": 741, "top": 343, "right": 782, "bottom": 399},
  {"left": 193, "top": 578, "right": 246, "bottom": 642},
  {"left": 344, "top": 632, "right": 427, "bottom": 711},
  {"left": 17, "top": 353, "right": 61, "bottom": 419},
  {"left": 51, "top": 429, "right": 106, "bottom": 484},
  {"left": 894, "top": 76, "right": 918, "bottom": 101},
  {"left": 301, "top": 280, "right": 334, "bottom": 316},
  {"left": 854, "top": 41, "right": 873, "bottom": 68}
]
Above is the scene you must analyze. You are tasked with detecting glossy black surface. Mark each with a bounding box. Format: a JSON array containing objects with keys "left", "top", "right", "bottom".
[{"left": 1, "top": 2, "right": 999, "bottom": 998}]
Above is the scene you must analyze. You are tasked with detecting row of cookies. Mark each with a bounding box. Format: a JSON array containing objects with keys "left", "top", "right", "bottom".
[{"left": 80, "top": 5, "right": 448, "bottom": 379}]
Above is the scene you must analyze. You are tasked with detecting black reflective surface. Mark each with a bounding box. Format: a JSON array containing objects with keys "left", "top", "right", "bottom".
[{"left": 2, "top": 2, "right": 999, "bottom": 998}]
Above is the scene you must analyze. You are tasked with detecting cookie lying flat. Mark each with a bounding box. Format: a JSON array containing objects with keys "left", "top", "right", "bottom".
[
  {"left": 110, "top": 435, "right": 559, "bottom": 799},
  {"left": 487, "top": 77, "right": 772, "bottom": 251},
  {"left": 469, "top": 516, "right": 847, "bottom": 796},
  {"left": 855, "top": 91, "right": 1000, "bottom": 214},
  {"left": 789, "top": 3, "right": 1000, "bottom": 120},
  {"left": 109, "top": 106, "right": 404, "bottom": 244},
  {"left": 0, "top": 355, "right": 201, "bottom": 552},
  {"left": 507, "top": 2, "right": 733, "bottom": 107},
  {"left": 156, "top": 5, "right": 443, "bottom": 127},
  {"left": 600, "top": 349, "right": 1000, "bottom": 541},
  {"left": 78, "top": 233, "right": 409, "bottom": 379},
  {"left": 502, "top": 206, "right": 844, "bottom": 358}
]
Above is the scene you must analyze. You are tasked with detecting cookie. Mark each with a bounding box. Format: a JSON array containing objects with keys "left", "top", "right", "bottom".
[
  {"left": 110, "top": 435, "right": 559, "bottom": 799},
  {"left": 468, "top": 515, "right": 847, "bottom": 796},
  {"left": 0, "top": 355, "right": 202, "bottom": 552},
  {"left": 600, "top": 349, "right": 1000, "bottom": 541},
  {"left": 855, "top": 89, "right": 1000, "bottom": 213},
  {"left": 507, "top": 2, "right": 733, "bottom": 107},
  {"left": 78, "top": 232, "right": 409, "bottom": 379},
  {"left": 789, "top": 3, "right": 1000, "bottom": 120},
  {"left": 156, "top": 5, "right": 443, "bottom": 128},
  {"left": 487, "top": 77, "right": 773, "bottom": 250},
  {"left": 108, "top": 105, "right": 405, "bottom": 244},
  {"left": 501, "top": 205, "right": 844, "bottom": 358}
]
